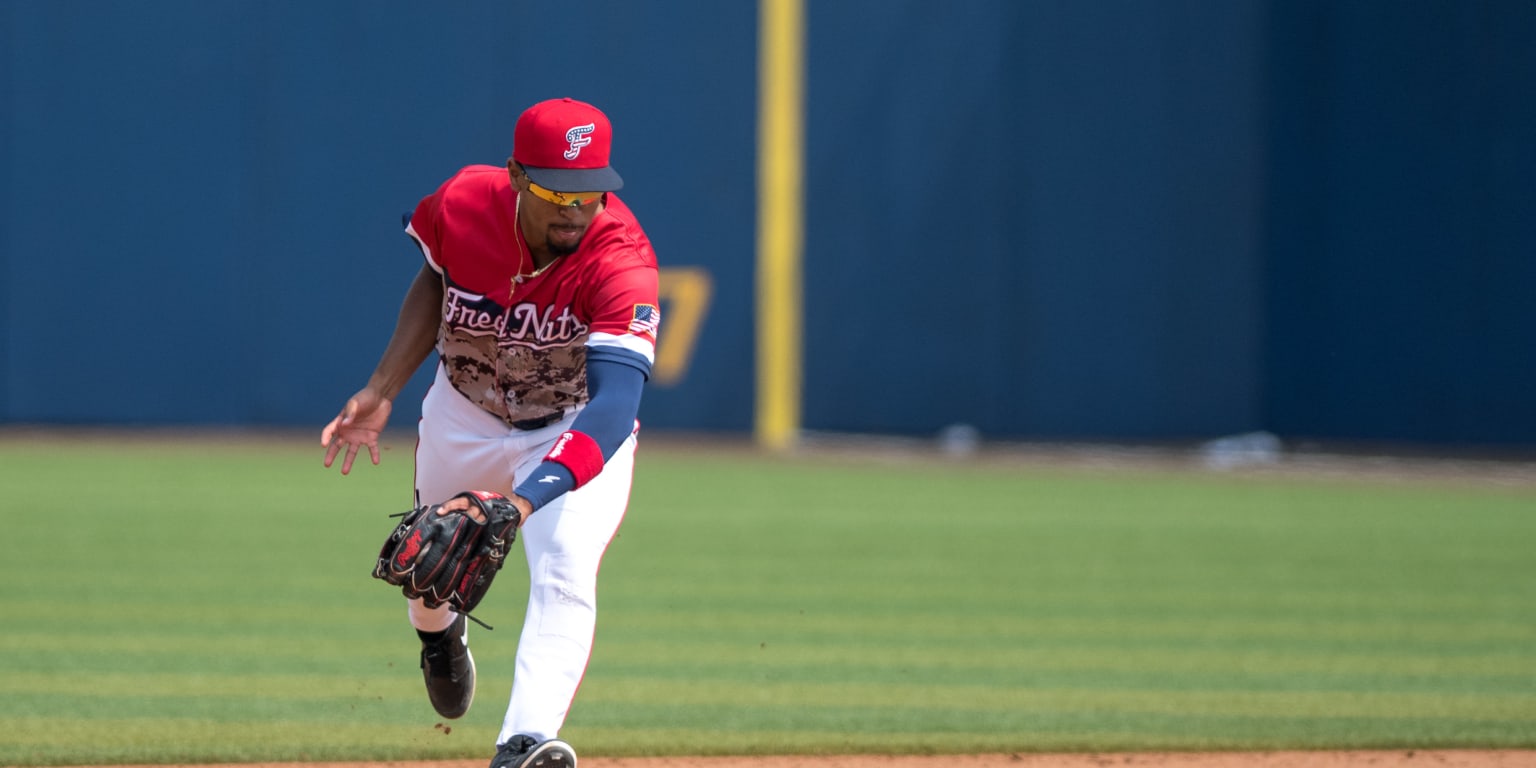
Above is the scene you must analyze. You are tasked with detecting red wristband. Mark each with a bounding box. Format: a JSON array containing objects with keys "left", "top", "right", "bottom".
[{"left": 544, "top": 430, "right": 605, "bottom": 489}]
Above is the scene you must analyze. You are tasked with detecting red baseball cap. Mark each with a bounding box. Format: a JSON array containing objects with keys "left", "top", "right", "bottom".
[{"left": 512, "top": 97, "right": 624, "bottom": 192}]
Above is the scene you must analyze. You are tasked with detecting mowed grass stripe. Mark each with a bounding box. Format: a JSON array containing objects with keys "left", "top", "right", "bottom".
[
  {"left": 2, "top": 436, "right": 1534, "bottom": 762},
  {"left": 22, "top": 674, "right": 1525, "bottom": 723},
  {"left": 10, "top": 635, "right": 1531, "bottom": 695},
  {"left": 562, "top": 711, "right": 1536, "bottom": 752},
  {"left": 1, "top": 717, "right": 502, "bottom": 764},
  {"left": 2, "top": 670, "right": 414, "bottom": 698},
  {"left": 576, "top": 678, "right": 1536, "bottom": 720},
  {"left": 3, "top": 692, "right": 416, "bottom": 721},
  {"left": 593, "top": 609, "right": 1536, "bottom": 645},
  {"left": 590, "top": 648, "right": 1536, "bottom": 685}
]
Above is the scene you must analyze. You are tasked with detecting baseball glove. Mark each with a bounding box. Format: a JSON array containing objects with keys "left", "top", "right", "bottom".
[{"left": 373, "top": 490, "right": 523, "bottom": 623}]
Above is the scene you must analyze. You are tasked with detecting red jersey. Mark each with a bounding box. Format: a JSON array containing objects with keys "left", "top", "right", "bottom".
[{"left": 405, "top": 165, "right": 659, "bottom": 427}]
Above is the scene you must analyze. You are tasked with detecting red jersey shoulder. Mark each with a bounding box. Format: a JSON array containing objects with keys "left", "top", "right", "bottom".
[
  {"left": 569, "top": 195, "right": 658, "bottom": 308},
  {"left": 570, "top": 195, "right": 660, "bottom": 343},
  {"left": 582, "top": 194, "right": 658, "bottom": 270},
  {"left": 414, "top": 165, "right": 513, "bottom": 235},
  {"left": 435, "top": 165, "right": 515, "bottom": 216},
  {"left": 413, "top": 165, "right": 519, "bottom": 297}
]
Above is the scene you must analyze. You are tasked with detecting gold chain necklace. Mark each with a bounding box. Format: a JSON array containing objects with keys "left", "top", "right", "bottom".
[{"left": 511, "top": 194, "right": 564, "bottom": 286}]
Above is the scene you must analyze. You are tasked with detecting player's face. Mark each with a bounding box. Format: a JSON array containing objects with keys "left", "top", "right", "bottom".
[{"left": 509, "top": 164, "right": 604, "bottom": 257}]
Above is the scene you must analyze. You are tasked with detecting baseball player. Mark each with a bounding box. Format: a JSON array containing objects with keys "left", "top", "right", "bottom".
[{"left": 321, "top": 97, "right": 660, "bottom": 768}]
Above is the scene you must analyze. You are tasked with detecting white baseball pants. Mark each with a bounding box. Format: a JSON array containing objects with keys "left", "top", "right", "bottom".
[{"left": 410, "top": 363, "right": 635, "bottom": 744}]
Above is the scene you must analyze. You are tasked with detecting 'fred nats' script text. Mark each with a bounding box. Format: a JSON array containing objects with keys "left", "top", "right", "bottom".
[{"left": 444, "top": 287, "right": 589, "bottom": 349}]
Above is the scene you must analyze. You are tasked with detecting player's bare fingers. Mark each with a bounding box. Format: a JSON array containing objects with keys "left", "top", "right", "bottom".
[
  {"left": 322, "top": 437, "right": 343, "bottom": 468},
  {"left": 437, "top": 497, "right": 483, "bottom": 521},
  {"left": 321, "top": 413, "right": 346, "bottom": 446},
  {"left": 338, "top": 398, "right": 359, "bottom": 426},
  {"left": 367, "top": 442, "right": 382, "bottom": 466},
  {"left": 340, "top": 443, "right": 360, "bottom": 475}
]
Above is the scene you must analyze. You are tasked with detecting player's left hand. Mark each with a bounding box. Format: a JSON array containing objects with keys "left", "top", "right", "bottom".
[
  {"left": 373, "top": 490, "right": 524, "bottom": 617},
  {"left": 322, "top": 387, "right": 393, "bottom": 474},
  {"left": 435, "top": 493, "right": 533, "bottom": 526}
]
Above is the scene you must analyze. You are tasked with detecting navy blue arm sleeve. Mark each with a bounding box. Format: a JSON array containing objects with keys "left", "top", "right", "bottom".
[
  {"left": 570, "top": 348, "right": 649, "bottom": 457},
  {"left": 512, "top": 352, "right": 649, "bottom": 510}
]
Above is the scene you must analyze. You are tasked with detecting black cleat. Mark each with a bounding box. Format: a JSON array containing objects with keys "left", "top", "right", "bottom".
[
  {"left": 490, "top": 736, "right": 577, "bottom": 768},
  {"left": 419, "top": 614, "right": 475, "bottom": 719}
]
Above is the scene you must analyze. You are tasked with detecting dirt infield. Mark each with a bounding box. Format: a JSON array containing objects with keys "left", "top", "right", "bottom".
[
  {"left": 602, "top": 755, "right": 1534, "bottom": 768},
  {"left": 61, "top": 752, "right": 1536, "bottom": 768}
]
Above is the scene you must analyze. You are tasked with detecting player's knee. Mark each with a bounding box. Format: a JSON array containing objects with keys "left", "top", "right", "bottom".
[{"left": 535, "top": 554, "right": 598, "bottom": 641}]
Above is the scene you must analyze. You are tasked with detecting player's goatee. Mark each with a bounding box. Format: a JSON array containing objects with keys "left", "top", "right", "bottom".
[{"left": 548, "top": 238, "right": 583, "bottom": 257}]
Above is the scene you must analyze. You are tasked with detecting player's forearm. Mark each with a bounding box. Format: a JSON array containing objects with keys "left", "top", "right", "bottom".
[
  {"left": 512, "top": 355, "right": 647, "bottom": 511},
  {"left": 367, "top": 265, "right": 443, "bottom": 401}
]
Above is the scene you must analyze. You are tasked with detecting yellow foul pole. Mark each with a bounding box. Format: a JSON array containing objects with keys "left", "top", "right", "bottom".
[{"left": 755, "top": 0, "right": 804, "bottom": 451}]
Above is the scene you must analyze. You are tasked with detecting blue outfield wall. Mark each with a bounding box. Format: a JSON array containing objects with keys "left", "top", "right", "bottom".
[
  {"left": 2, "top": 1, "right": 1533, "bottom": 449},
  {"left": 0, "top": 1, "right": 759, "bottom": 432},
  {"left": 1261, "top": 0, "right": 1536, "bottom": 447},
  {"left": 803, "top": 1, "right": 1271, "bottom": 442}
]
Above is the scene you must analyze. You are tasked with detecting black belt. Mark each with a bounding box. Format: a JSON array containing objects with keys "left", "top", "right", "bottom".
[{"left": 510, "top": 410, "right": 564, "bottom": 431}]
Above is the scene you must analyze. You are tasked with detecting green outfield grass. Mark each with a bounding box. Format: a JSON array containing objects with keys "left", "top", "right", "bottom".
[{"left": 1, "top": 432, "right": 1534, "bottom": 765}]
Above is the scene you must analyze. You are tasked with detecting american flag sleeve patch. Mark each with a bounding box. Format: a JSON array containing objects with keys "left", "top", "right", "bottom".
[{"left": 628, "top": 303, "right": 660, "bottom": 336}]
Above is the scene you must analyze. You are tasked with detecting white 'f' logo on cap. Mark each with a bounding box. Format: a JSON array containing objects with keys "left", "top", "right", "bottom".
[{"left": 564, "top": 123, "right": 596, "bottom": 160}]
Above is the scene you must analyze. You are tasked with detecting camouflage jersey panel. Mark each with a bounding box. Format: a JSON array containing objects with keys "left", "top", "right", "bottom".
[{"left": 437, "top": 293, "right": 590, "bottom": 427}]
